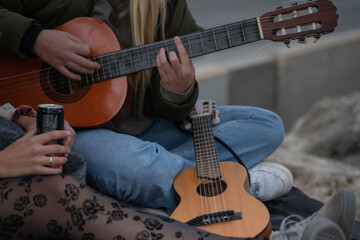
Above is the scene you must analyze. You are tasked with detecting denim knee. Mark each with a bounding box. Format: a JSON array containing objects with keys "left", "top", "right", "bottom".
[{"left": 265, "top": 111, "right": 285, "bottom": 151}]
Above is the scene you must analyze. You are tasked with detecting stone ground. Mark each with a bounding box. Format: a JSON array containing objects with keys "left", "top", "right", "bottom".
[
  {"left": 269, "top": 92, "right": 360, "bottom": 221},
  {"left": 264, "top": 146, "right": 360, "bottom": 221}
]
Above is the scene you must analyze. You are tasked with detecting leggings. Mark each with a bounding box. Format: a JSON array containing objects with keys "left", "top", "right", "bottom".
[{"left": 0, "top": 175, "right": 263, "bottom": 240}]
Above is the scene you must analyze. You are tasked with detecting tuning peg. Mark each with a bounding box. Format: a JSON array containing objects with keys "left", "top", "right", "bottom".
[
  {"left": 298, "top": 36, "right": 307, "bottom": 44},
  {"left": 276, "top": 6, "right": 283, "bottom": 10},
  {"left": 212, "top": 117, "right": 220, "bottom": 125},
  {"left": 283, "top": 39, "right": 291, "bottom": 48},
  {"left": 183, "top": 118, "right": 192, "bottom": 129},
  {"left": 314, "top": 34, "right": 321, "bottom": 43},
  {"left": 212, "top": 110, "right": 221, "bottom": 125}
]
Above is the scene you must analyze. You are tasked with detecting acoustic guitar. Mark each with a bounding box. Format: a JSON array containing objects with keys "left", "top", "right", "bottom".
[
  {"left": 0, "top": 0, "right": 338, "bottom": 127},
  {"left": 170, "top": 100, "right": 271, "bottom": 238}
]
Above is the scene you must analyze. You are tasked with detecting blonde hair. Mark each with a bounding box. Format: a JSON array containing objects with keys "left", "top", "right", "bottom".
[{"left": 129, "top": 0, "right": 167, "bottom": 110}]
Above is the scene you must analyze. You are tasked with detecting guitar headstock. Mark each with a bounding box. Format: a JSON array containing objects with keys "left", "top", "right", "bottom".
[
  {"left": 184, "top": 100, "right": 220, "bottom": 129},
  {"left": 259, "top": 0, "right": 338, "bottom": 46}
]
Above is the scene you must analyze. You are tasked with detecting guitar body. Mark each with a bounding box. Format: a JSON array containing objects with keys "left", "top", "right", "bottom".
[
  {"left": 171, "top": 161, "right": 271, "bottom": 238},
  {"left": 0, "top": 17, "right": 129, "bottom": 127}
]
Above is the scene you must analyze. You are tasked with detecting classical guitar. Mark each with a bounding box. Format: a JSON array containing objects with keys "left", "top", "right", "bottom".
[
  {"left": 0, "top": 0, "right": 338, "bottom": 127},
  {"left": 170, "top": 100, "right": 271, "bottom": 238}
]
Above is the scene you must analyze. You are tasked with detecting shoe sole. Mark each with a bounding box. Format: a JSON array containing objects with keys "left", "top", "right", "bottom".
[
  {"left": 301, "top": 218, "right": 346, "bottom": 240},
  {"left": 337, "top": 188, "right": 357, "bottom": 239}
]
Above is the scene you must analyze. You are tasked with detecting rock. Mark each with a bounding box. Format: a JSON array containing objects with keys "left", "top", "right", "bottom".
[
  {"left": 265, "top": 146, "right": 360, "bottom": 221},
  {"left": 284, "top": 91, "right": 360, "bottom": 167},
  {"left": 266, "top": 91, "right": 360, "bottom": 220}
]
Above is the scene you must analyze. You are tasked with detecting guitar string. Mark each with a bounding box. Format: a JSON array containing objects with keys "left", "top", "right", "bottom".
[
  {"left": 199, "top": 115, "right": 217, "bottom": 222},
  {"left": 0, "top": 20, "right": 261, "bottom": 82},
  {"left": 0, "top": 0, "right": 324, "bottom": 84},
  {"left": 193, "top": 116, "right": 209, "bottom": 220},
  {"left": 202, "top": 115, "right": 223, "bottom": 222},
  {"left": 0, "top": 22, "right": 268, "bottom": 98},
  {"left": 0, "top": 15, "right": 322, "bottom": 97},
  {"left": 196, "top": 115, "right": 217, "bottom": 223},
  {"left": 202, "top": 114, "right": 229, "bottom": 221},
  {"left": 0, "top": 12, "right": 319, "bottom": 87},
  {"left": 0, "top": 8, "right": 318, "bottom": 85},
  {"left": 0, "top": 35, "right": 262, "bottom": 99},
  {"left": 195, "top": 114, "right": 228, "bottom": 223}
]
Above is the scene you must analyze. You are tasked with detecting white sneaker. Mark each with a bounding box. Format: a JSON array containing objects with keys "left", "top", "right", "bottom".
[
  {"left": 270, "top": 215, "right": 346, "bottom": 240},
  {"left": 249, "top": 161, "right": 293, "bottom": 201}
]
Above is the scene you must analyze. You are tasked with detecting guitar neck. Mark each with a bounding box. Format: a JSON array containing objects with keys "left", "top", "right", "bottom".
[
  {"left": 192, "top": 115, "right": 222, "bottom": 180},
  {"left": 82, "top": 18, "right": 261, "bottom": 85}
]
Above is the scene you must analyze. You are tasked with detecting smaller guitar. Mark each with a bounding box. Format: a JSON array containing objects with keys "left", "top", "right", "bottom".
[{"left": 170, "top": 100, "right": 272, "bottom": 238}]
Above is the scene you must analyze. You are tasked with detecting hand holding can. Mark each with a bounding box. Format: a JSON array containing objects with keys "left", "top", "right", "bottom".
[{"left": 36, "top": 104, "right": 65, "bottom": 169}]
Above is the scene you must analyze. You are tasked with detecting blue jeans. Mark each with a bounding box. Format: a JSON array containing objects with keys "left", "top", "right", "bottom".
[{"left": 73, "top": 106, "right": 284, "bottom": 213}]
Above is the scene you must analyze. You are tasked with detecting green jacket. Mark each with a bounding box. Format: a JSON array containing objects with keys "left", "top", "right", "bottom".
[
  {"left": 0, "top": 0, "right": 94, "bottom": 58},
  {"left": 0, "top": 0, "right": 202, "bottom": 135}
]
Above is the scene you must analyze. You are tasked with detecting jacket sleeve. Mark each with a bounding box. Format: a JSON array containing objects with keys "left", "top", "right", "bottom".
[
  {"left": 0, "top": 0, "right": 94, "bottom": 59},
  {"left": 0, "top": 103, "right": 16, "bottom": 121},
  {"left": 0, "top": 6, "right": 42, "bottom": 59},
  {"left": 144, "top": 0, "right": 203, "bottom": 122}
]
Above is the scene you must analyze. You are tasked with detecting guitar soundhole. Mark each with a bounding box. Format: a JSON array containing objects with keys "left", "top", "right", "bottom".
[
  {"left": 40, "top": 63, "right": 90, "bottom": 103},
  {"left": 197, "top": 180, "right": 227, "bottom": 197}
]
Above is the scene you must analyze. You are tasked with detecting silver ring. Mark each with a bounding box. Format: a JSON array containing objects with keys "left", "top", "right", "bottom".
[{"left": 49, "top": 156, "right": 53, "bottom": 166}]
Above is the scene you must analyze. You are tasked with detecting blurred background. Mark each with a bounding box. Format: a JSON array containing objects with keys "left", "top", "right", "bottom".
[
  {"left": 187, "top": 0, "right": 360, "bottom": 220},
  {"left": 187, "top": 0, "right": 360, "bottom": 130}
]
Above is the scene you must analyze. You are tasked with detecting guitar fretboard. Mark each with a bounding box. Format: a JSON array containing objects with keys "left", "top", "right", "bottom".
[
  {"left": 82, "top": 18, "right": 260, "bottom": 85},
  {"left": 192, "top": 115, "right": 221, "bottom": 180}
]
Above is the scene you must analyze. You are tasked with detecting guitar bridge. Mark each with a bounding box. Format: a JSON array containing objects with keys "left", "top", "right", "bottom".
[{"left": 186, "top": 210, "right": 242, "bottom": 227}]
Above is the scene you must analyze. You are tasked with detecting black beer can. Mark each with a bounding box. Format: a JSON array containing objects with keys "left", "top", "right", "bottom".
[
  {"left": 37, "top": 104, "right": 65, "bottom": 169},
  {"left": 37, "top": 104, "right": 64, "bottom": 139}
]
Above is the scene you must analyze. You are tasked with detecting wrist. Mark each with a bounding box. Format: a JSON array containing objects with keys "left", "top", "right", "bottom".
[
  {"left": 20, "top": 24, "right": 45, "bottom": 58},
  {"left": 17, "top": 116, "right": 36, "bottom": 132},
  {"left": 11, "top": 105, "right": 37, "bottom": 124}
]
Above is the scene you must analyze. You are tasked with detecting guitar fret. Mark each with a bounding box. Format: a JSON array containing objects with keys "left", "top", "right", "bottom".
[
  {"left": 90, "top": 73, "right": 95, "bottom": 83},
  {"left": 225, "top": 25, "right": 232, "bottom": 48},
  {"left": 137, "top": 48, "right": 142, "bottom": 70},
  {"left": 187, "top": 35, "right": 193, "bottom": 56},
  {"left": 93, "top": 56, "right": 101, "bottom": 82},
  {"left": 102, "top": 56, "right": 113, "bottom": 80},
  {"left": 106, "top": 55, "right": 113, "bottom": 78},
  {"left": 112, "top": 53, "right": 121, "bottom": 76},
  {"left": 145, "top": 45, "right": 152, "bottom": 67},
  {"left": 155, "top": 42, "right": 159, "bottom": 54},
  {"left": 84, "top": 73, "right": 90, "bottom": 85},
  {"left": 240, "top": 21, "right": 247, "bottom": 44},
  {"left": 120, "top": 51, "right": 126, "bottom": 73},
  {"left": 128, "top": 50, "right": 135, "bottom": 72},
  {"left": 199, "top": 32, "right": 205, "bottom": 54},
  {"left": 212, "top": 28, "right": 219, "bottom": 51},
  {"left": 99, "top": 57, "right": 106, "bottom": 80},
  {"left": 165, "top": 39, "right": 170, "bottom": 54}
]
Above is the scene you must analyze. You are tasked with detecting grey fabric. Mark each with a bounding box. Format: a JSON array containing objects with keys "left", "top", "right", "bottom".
[
  {"left": 0, "top": 116, "right": 87, "bottom": 184},
  {"left": 264, "top": 187, "right": 360, "bottom": 240}
]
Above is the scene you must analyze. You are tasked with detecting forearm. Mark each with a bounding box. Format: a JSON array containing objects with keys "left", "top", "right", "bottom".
[
  {"left": 160, "top": 79, "right": 196, "bottom": 104},
  {"left": 0, "top": 7, "right": 40, "bottom": 58},
  {"left": 145, "top": 74, "right": 199, "bottom": 122},
  {"left": 0, "top": 0, "right": 94, "bottom": 58},
  {"left": 0, "top": 104, "right": 37, "bottom": 131}
]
